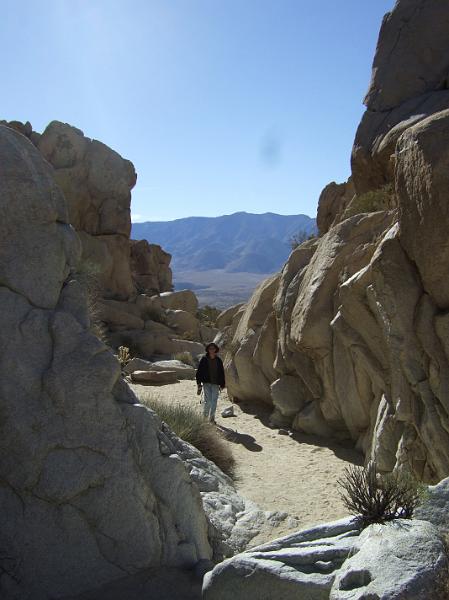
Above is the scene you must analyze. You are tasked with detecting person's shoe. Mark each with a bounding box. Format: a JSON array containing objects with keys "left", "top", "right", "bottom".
[{"left": 210, "top": 418, "right": 216, "bottom": 425}]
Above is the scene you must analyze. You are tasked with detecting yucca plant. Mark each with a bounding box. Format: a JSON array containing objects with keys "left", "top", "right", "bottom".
[{"left": 117, "top": 346, "right": 131, "bottom": 370}]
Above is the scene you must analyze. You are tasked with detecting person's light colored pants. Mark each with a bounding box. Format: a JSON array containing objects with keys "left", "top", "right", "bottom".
[{"left": 203, "top": 383, "right": 220, "bottom": 421}]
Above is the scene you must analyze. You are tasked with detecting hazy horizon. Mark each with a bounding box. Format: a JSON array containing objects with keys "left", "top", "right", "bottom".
[
  {"left": 2, "top": 1, "right": 393, "bottom": 221},
  {"left": 132, "top": 208, "right": 317, "bottom": 223}
]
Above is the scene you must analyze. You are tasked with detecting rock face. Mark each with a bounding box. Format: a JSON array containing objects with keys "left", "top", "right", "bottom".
[
  {"left": 1, "top": 119, "right": 174, "bottom": 302},
  {"left": 130, "top": 239, "right": 173, "bottom": 295},
  {"left": 0, "top": 124, "right": 212, "bottom": 599},
  {"left": 352, "top": 0, "right": 449, "bottom": 195},
  {"left": 223, "top": 0, "right": 449, "bottom": 483},
  {"left": 202, "top": 517, "right": 448, "bottom": 600}
]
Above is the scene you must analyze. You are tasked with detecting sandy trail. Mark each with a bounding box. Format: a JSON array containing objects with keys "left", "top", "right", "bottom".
[{"left": 132, "top": 380, "right": 363, "bottom": 531}]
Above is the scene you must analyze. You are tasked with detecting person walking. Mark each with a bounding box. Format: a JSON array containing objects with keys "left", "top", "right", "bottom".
[{"left": 196, "top": 343, "right": 225, "bottom": 424}]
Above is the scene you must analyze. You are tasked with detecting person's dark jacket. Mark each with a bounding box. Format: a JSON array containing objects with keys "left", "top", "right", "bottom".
[{"left": 196, "top": 355, "right": 225, "bottom": 388}]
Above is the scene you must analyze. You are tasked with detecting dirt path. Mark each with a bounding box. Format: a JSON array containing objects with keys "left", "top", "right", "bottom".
[{"left": 133, "top": 381, "right": 363, "bottom": 530}]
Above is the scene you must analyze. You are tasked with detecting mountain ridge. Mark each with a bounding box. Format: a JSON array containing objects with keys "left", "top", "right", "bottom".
[{"left": 132, "top": 210, "right": 316, "bottom": 274}]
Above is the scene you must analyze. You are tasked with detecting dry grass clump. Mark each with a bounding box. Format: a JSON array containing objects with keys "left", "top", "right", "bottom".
[
  {"left": 172, "top": 351, "right": 195, "bottom": 366},
  {"left": 142, "top": 394, "right": 235, "bottom": 478},
  {"left": 338, "top": 462, "right": 427, "bottom": 528}
]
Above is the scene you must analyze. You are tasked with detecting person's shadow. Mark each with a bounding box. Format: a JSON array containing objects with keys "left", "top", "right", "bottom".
[{"left": 217, "top": 424, "right": 263, "bottom": 452}]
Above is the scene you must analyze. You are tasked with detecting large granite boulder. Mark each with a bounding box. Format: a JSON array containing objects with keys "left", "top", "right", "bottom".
[
  {"left": 0, "top": 124, "right": 212, "bottom": 599},
  {"left": 159, "top": 289, "right": 199, "bottom": 314},
  {"left": 352, "top": 0, "right": 449, "bottom": 195},
  {"left": 203, "top": 518, "right": 448, "bottom": 600},
  {"left": 36, "top": 120, "right": 137, "bottom": 300}
]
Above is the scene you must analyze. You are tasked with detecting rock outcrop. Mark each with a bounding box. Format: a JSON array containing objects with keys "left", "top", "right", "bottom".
[
  {"left": 352, "top": 0, "right": 449, "bottom": 195},
  {"left": 130, "top": 239, "right": 173, "bottom": 295},
  {"left": 0, "top": 119, "right": 218, "bottom": 366},
  {"left": 202, "top": 516, "right": 448, "bottom": 600},
  {"left": 222, "top": 0, "right": 449, "bottom": 483},
  {"left": 0, "top": 124, "right": 213, "bottom": 599}
]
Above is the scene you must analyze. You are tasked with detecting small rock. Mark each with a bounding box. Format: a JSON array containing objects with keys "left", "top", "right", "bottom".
[{"left": 221, "top": 406, "right": 235, "bottom": 418}]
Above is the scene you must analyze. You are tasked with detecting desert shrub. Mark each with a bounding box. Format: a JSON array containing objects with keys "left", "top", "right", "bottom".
[
  {"left": 173, "top": 351, "right": 195, "bottom": 366},
  {"left": 344, "top": 183, "right": 393, "bottom": 218},
  {"left": 142, "top": 396, "right": 235, "bottom": 478},
  {"left": 197, "top": 305, "right": 221, "bottom": 327},
  {"left": 117, "top": 346, "right": 131, "bottom": 370},
  {"left": 289, "top": 229, "right": 317, "bottom": 250},
  {"left": 337, "top": 462, "right": 427, "bottom": 528}
]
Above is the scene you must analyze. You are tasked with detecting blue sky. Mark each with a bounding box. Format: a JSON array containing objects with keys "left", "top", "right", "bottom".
[{"left": 2, "top": 1, "right": 393, "bottom": 221}]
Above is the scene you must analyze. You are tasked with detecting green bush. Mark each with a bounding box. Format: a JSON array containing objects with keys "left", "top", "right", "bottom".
[
  {"left": 344, "top": 184, "right": 393, "bottom": 218},
  {"left": 337, "top": 462, "right": 427, "bottom": 528},
  {"left": 289, "top": 230, "right": 317, "bottom": 250},
  {"left": 142, "top": 395, "right": 235, "bottom": 478},
  {"left": 197, "top": 305, "right": 221, "bottom": 327}
]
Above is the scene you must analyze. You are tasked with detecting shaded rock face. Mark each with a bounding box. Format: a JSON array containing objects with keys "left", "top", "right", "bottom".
[
  {"left": 223, "top": 0, "right": 449, "bottom": 483},
  {"left": 352, "top": 0, "right": 449, "bottom": 195},
  {"left": 0, "top": 125, "right": 212, "bottom": 599},
  {"left": 130, "top": 239, "right": 173, "bottom": 295}
]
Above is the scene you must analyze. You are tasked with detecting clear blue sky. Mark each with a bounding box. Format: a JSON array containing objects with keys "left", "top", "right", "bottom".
[{"left": 2, "top": 1, "right": 393, "bottom": 221}]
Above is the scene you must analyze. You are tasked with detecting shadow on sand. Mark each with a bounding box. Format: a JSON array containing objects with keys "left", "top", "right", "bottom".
[
  {"left": 232, "top": 400, "right": 364, "bottom": 465},
  {"left": 216, "top": 423, "right": 263, "bottom": 452}
]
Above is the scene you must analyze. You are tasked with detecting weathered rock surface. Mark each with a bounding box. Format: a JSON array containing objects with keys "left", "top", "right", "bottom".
[
  {"left": 222, "top": 0, "right": 449, "bottom": 483},
  {"left": 130, "top": 239, "right": 173, "bottom": 295},
  {"left": 316, "top": 179, "right": 355, "bottom": 235},
  {"left": 160, "top": 424, "right": 297, "bottom": 562},
  {"left": 0, "top": 124, "right": 212, "bottom": 599},
  {"left": 330, "top": 520, "right": 447, "bottom": 599},
  {"left": 125, "top": 358, "right": 196, "bottom": 380},
  {"left": 415, "top": 477, "right": 449, "bottom": 537},
  {"left": 352, "top": 0, "right": 449, "bottom": 195},
  {"left": 36, "top": 120, "right": 137, "bottom": 300},
  {"left": 203, "top": 518, "right": 448, "bottom": 600},
  {"left": 160, "top": 289, "right": 199, "bottom": 314},
  {"left": 130, "top": 370, "right": 180, "bottom": 385}
]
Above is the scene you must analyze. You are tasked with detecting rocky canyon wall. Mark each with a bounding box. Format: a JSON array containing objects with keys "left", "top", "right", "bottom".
[
  {"left": 0, "top": 124, "right": 212, "bottom": 599},
  {"left": 222, "top": 0, "right": 449, "bottom": 484},
  {"left": 2, "top": 119, "right": 173, "bottom": 301}
]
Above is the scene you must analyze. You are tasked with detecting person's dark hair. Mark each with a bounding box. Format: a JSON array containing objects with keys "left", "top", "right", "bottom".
[{"left": 205, "top": 342, "right": 219, "bottom": 353}]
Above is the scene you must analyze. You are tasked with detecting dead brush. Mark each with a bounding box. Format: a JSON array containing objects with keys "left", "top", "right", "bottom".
[{"left": 337, "top": 462, "right": 427, "bottom": 528}]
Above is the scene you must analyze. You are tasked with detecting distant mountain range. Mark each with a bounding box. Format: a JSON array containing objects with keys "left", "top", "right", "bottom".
[{"left": 131, "top": 211, "right": 316, "bottom": 274}]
